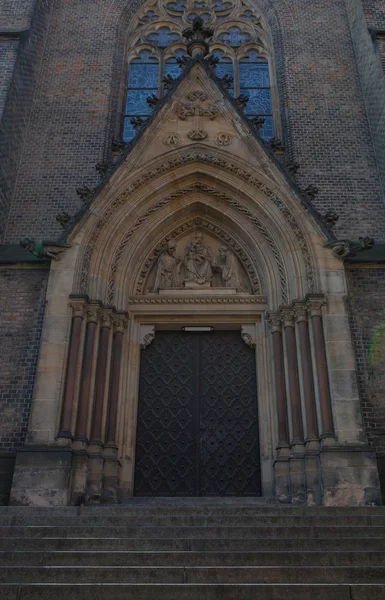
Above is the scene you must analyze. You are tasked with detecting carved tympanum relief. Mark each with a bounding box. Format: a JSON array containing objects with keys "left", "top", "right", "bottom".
[{"left": 149, "top": 231, "right": 249, "bottom": 293}]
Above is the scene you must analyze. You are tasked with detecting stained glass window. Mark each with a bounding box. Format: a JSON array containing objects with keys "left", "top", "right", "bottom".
[
  {"left": 124, "top": 50, "right": 159, "bottom": 142},
  {"left": 211, "top": 49, "right": 234, "bottom": 95},
  {"left": 240, "top": 51, "right": 274, "bottom": 140},
  {"left": 123, "top": 0, "right": 277, "bottom": 142}
]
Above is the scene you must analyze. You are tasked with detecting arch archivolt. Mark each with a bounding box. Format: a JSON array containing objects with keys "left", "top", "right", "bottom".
[{"left": 72, "top": 148, "right": 321, "bottom": 309}]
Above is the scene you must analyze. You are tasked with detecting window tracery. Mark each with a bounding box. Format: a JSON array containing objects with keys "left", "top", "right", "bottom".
[{"left": 123, "top": 0, "right": 277, "bottom": 142}]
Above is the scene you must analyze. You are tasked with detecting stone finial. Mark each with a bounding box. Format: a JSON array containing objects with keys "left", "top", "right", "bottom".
[
  {"left": 76, "top": 187, "right": 94, "bottom": 203},
  {"left": 304, "top": 185, "right": 319, "bottom": 201},
  {"left": 279, "top": 307, "right": 295, "bottom": 328},
  {"left": 268, "top": 138, "right": 285, "bottom": 155},
  {"left": 162, "top": 74, "right": 175, "bottom": 90},
  {"left": 95, "top": 162, "right": 112, "bottom": 177},
  {"left": 286, "top": 161, "right": 300, "bottom": 175},
  {"left": 146, "top": 93, "right": 159, "bottom": 109},
  {"left": 221, "top": 74, "right": 234, "bottom": 89},
  {"left": 207, "top": 55, "right": 219, "bottom": 69},
  {"left": 235, "top": 94, "right": 249, "bottom": 110},
  {"left": 325, "top": 237, "right": 374, "bottom": 260},
  {"left": 182, "top": 17, "right": 214, "bottom": 57},
  {"left": 56, "top": 212, "right": 73, "bottom": 229},
  {"left": 130, "top": 116, "right": 146, "bottom": 130},
  {"left": 249, "top": 116, "right": 265, "bottom": 131},
  {"left": 321, "top": 210, "right": 339, "bottom": 228},
  {"left": 111, "top": 139, "right": 126, "bottom": 153}
]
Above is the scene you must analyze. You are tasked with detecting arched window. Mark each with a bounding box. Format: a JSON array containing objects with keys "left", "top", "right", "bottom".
[
  {"left": 123, "top": 0, "right": 278, "bottom": 142},
  {"left": 124, "top": 50, "right": 159, "bottom": 141}
]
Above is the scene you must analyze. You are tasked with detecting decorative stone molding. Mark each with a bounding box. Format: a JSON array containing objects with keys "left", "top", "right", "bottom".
[
  {"left": 112, "top": 314, "right": 129, "bottom": 333},
  {"left": 216, "top": 132, "right": 233, "bottom": 146},
  {"left": 187, "top": 130, "right": 208, "bottom": 140},
  {"left": 163, "top": 134, "right": 180, "bottom": 147},
  {"left": 77, "top": 152, "right": 314, "bottom": 299},
  {"left": 99, "top": 308, "right": 114, "bottom": 329},
  {"left": 241, "top": 325, "right": 256, "bottom": 348},
  {"left": 86, "top": 304, "right": 101, "bottom": 324},
  {"left": 265, "top": 311, "right": 281, "bottom": 333},
  {"left": 306, "top": 294, "right": 326, "bottom": 318},
  {"left": 139, "top": 325, "right": 155, "bottom": 350},
  {"left": 293, "top": 301, "right": 308, "bottom": 323},
  {"left": 128, "top": 295, "right": 265, "bottom": 305},
  {"left": 279, "top": 307, "right": 295, "bottom": 329}
]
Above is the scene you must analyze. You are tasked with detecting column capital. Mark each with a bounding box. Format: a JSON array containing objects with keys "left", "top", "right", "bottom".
[
  {"left": 293, "top": 300, "right": 308, "bottom": 323},
  {"left": 99, "top": 308, "right": 114, "bottom": 329},
  {"left": 69, "top": 297, "right": 88, "bottom": 319},
  {"left": 112, "top": 313, "right": 129, "bottom": 333},
  {"left": 306, "top": 294, "right": 326, "bottom": 317},
  {"left": 279, "top": 307, "right": 295, "bottom": 328},
  {"left": 265, "top": 311, "right": 282, "bottom": 333},
  {"left": 86, "top": 303, "right": 102, "bottom": 324}
]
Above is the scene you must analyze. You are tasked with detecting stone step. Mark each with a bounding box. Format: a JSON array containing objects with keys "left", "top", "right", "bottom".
[
  {"left": 1, "top": 525, "right": 384, "bottom": 538},
  {"left": 1, "top": 583, "right": 384, "bottom": 600},
  {"left": 3, "top": 514, "right": 385, "bottom": 526},
  {"left": 1, "top": 536, "right": 384, "bottom": 552},
  {"left": 3, "top": 505, "right": 385, "bottom": 518},
  {"left": 1, "top": 550, "right": 384, "bottom": 567},
  {"left": 1, "top": 565, "right": 385, "bottom": 584}
]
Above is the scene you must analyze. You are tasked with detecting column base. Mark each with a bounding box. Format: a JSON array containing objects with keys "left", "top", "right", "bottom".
[
  {"left": 320, "top": 445, "right": 382, "bottom": 506},
  {"left": 9, "top": 446, "right": 72, "bottom": 507}
]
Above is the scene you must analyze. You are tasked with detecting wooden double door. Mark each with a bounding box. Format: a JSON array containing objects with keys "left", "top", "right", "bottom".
[{"left": 134, "top": 331, "right": 261, "bottom": 496}]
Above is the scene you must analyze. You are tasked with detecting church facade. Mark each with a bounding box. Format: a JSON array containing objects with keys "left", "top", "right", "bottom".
[{"left": 0, "top": 0, "right": 385, "bottom": 506}]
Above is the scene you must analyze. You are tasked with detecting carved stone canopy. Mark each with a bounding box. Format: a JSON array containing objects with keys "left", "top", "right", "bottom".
[{"left": 143, "top": 224, "right": 259, "bottom": 295}]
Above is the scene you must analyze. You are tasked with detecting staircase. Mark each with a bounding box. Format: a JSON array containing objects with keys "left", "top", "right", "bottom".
[{"left": 1, "top": 500, "right": 385, "bottom": 599}]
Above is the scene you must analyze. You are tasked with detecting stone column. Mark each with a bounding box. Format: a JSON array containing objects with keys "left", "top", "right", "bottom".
[
  {"left": 71, "top": 303, "right": 100, "bottom": 505},
  {"left": 306, "top": 296, "right": 334, "bottom": 439},
  {"left": 57, "top": 298, "right": 86, "bottom": 439},
  {"left": 103, "top": 313, "right": 129, "bottom": 503},
  {"left": 294, "top": 300, "right": 321, "bottom": 505},
  {"left": 280, "top": 307, "right": 305, "bottom": 504},
  {"left": 74, "top": 304, "right": 100, "bottom": 442},
  {"left": 266, "top": 312, "right": 290, "bottom": 503},
  {"left": 87, "top": 308, "right": 113, "bottom": 504}
]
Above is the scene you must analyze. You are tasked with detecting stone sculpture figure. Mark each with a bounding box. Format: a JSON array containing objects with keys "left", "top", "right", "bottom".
[
  {"left": 153, "top": 239, "right": 181, "bottom": 292},
  {"left": 217, "top": 245, "right": 244, "bottom": 291},
  {"left": 184, "top": 232, "right": 213, "bottom": 285}
]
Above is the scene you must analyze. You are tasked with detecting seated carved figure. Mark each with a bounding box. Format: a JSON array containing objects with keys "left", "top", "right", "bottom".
[{"left": 184, "top": 232, "right": 213, "bottom": 285}]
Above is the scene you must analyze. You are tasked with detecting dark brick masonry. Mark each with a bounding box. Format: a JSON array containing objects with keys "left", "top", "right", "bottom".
[
  {"left": 0, "top": 269, "right": 47, "bottom": 452},
  {"left": 347, "top": 268, "right": 385, "bottom": 499}
]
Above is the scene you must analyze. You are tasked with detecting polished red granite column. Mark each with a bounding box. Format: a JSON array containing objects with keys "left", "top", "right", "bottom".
[
  {"left": 102, "top": 313, "right": 129, "bottom": 503},
  {"left": 74, "top": 304, "right": 100, "bottom": 442},
  {"left": 267, "top": 312, "right": 289, "bottom": 449},
  {"left": 294, "top": 301, "right": 318, "bottom": 442},
  {"left": 89, "top": 309, "right": 112, "bottom": 445},
  {"left": 280, "top": 308, "right": 304, "bottom": 445},
  {"left": 307, "top": 295, "right": 334, "bottom": 438},
  {"left": 58, "top": 298, "right": 86, "bottom": 439}
]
